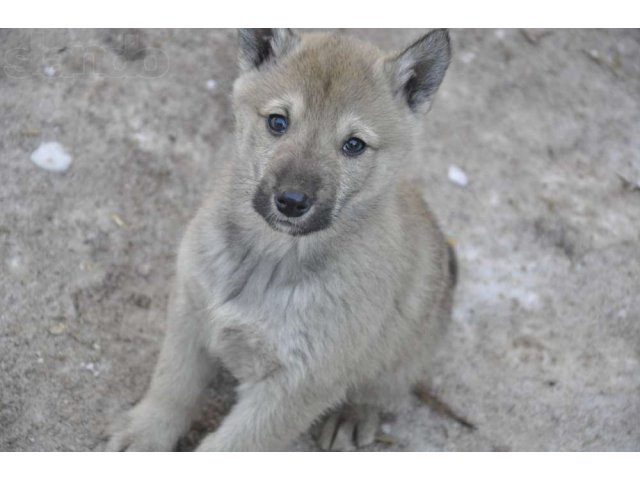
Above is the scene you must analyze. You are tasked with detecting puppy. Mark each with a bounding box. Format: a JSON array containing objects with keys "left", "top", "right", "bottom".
[{"left": 106, "top": 28, "right": 455, "bottom": 451}]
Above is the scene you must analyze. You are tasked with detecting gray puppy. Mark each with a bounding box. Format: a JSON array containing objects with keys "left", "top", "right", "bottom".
[{"left": 106, "top": 28, "right": 455, "bottom": 451}]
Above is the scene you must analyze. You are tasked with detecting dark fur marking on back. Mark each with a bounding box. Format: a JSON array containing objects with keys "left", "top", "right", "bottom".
[{"left": 447, "top": 243, "right": 458, "bottom": 287}]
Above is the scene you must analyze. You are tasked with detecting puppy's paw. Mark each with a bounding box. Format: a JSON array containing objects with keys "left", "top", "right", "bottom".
[
  {"left": 102, "top": 403, "right": 185, "bottom": 452},
  {"left": 317, "top": 405, "right": 380, "bottom": 451}
]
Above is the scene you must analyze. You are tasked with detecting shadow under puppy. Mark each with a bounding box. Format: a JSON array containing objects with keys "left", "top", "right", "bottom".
[{"left": 106, "top": 28, "right": 456, "bottom": 451}]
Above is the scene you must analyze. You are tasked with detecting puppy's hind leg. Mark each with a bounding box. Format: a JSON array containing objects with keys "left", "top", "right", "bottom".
[
  {"left": 317, "top": 404, "right": 380, "bottom": 451},
  {"left": 317, "top": 370, "right": 415, "bottom": 451},
  {"left": 105, "top": 280, "right": 215, "bottom": 451}
]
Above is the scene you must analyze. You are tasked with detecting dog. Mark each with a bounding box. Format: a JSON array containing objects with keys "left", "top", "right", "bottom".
[{"left": 105, "top": 28, "right": 455, "bottom": 451}]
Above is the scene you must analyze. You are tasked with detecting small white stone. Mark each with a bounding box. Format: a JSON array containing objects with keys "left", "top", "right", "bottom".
[
  {"left": 133, "top": 132, "right": 152, "bottom": 150},
  {"left": 30, "top": 142, "right": 72, "bottom": 172},
  {"left": 206, "top": 79, "right": 216, "bottom": 91},
  {"left": 8, "top": 252, "right": 30, "bottom": 278},
  {"left": 83, "top": 362, "right": 100, "bottom": 377},
  {"left": 494, "top": 29, "right": 506, "bottom": 40},
  {"left": 9, "top": 256, "right": 20, "bottom": 268},
  {"left": 460, "top": 51, "right": 476, "bottom": 64},
  {"left": 448, "top": 165, "right": 469, "bottom": 187},
  {"left": 44, "top": 65, "right": 56, "bottom": 77}
]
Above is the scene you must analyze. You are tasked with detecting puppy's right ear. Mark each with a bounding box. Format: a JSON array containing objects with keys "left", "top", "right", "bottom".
[{"left": 238, "top": 29, "right": 299, "bottom": 72}]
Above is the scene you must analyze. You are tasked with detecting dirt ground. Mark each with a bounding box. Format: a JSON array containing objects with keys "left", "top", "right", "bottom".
[{"left": 1, "top": 29, "right": 639, "bottom": 452}]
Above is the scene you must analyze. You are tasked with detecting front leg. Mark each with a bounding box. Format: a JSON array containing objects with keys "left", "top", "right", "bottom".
[
  {"left": 105, "top": 279, "right": 215, "bottom": 451},
  {"left": 196, "top": 374, "right": 345, "bottom": 451}
]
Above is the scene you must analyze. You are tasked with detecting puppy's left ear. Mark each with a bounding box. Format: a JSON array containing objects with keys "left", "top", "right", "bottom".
[
  {"left": 385, "top": 29, "right": 451, "bottom": 112},
  {"left": 238, "top": 28, "right": 299, "bottom": 72}
]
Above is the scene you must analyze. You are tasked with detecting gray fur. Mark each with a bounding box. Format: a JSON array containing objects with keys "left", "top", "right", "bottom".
[{"left": 105, "top": 28, "right": 455, "bottom": 452}]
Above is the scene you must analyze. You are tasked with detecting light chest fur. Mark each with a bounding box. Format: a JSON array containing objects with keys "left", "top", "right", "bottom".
[{"left": 180, "top": 174, "right": 450, "bottom": 394}]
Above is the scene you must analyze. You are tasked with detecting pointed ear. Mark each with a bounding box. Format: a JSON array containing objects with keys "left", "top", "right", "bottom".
[
  {"left": 238, "top": 28, "right": 299, "bottom": 72},
  {"left": 385, "top": 29, "right": 451, "bottom": 112}
]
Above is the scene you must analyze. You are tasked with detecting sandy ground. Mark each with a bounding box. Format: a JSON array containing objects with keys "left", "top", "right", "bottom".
[{"left": 1, "top": 29, "right": 639, "bottom": 452}]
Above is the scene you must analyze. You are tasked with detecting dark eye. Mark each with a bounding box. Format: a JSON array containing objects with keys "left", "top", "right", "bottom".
[
  {"left": 342, "top": 137, "right": 366, "bottom": 156},
  {"left": 267, "top": 114, "right": 288, "bottom": 135}
]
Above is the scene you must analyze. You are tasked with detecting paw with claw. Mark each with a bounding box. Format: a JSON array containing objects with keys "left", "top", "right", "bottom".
[{"left": 317, "top": 405, "right": 380, "bottom": 451}]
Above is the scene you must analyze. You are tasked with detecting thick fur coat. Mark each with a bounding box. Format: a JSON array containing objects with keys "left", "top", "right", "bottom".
[{"left": 105, "top": 28, "right": 455, "bottom": 451}]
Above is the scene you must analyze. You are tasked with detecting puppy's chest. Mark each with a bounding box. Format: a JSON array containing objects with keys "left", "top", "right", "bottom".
[{"left": 205, "top": 254, "right": 339, "bottom": 380}]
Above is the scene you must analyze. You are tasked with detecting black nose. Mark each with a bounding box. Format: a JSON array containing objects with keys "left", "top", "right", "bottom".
[{"left": 274, "top": 191, "right": 311, "bottom": 217}]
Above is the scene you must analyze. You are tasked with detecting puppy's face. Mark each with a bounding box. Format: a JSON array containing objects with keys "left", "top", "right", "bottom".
[{"left": 232, "top": 29, "right": 450, "bottom": 236}]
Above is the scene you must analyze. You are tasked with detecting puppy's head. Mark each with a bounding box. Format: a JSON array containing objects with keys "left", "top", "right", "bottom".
[{"left": 232, "top": 29, "right": 451, "bottom": 236}]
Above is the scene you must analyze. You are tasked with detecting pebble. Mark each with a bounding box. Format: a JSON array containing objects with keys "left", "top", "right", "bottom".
[
  {"left": 110, "top": 212, "right": 126, "bottom": 228},
  {"left": 136, "top": 262, "right": 151, "bottom": 278},
  {"left": 30, "top": 142, "right": 72, "bottom": 172},
  {"left": 48, "top": 323, "right": 67, "bottom": 336},
  {"left": 7, "top": 254, "right": 28, "bottom": 278},
  {"left": 206, "top": 79, "right": 217, "bottom": 91},
  {"left": 43, "top": 65, "right": 56, "bottom": 77},
  {"left": 448, "top": 165, "right": 469, "bottom": 187},
  {"left": 494, "top": 29, "right": 507, "bottom": 40},
  {"left": 130, "top": 293, "right": 152, "bottom": 309},
  {"left": 459, "top": 51, "right": 476, "bottom": 64},
  {"left": 82, "top": 362, "right": 100, "bottom": 377}
]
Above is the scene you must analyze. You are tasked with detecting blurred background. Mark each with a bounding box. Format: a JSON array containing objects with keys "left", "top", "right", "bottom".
[{"left": 1, "top": 29, "right": 639, "bottom": 451}]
